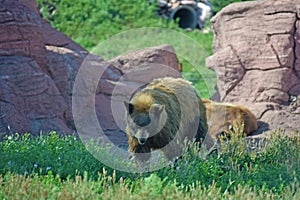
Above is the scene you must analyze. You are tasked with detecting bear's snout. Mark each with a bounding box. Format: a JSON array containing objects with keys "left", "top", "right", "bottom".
[{"left": 138, "top": 137, "right": 147, "bottom": 145}]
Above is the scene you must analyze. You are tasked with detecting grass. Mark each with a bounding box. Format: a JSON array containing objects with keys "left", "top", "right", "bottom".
[
  {"left": 0, "top": 131, "right": 300, "bottom": 199},
  {"left": 1, "top": 173, "right": 299, "bottom": 199}
]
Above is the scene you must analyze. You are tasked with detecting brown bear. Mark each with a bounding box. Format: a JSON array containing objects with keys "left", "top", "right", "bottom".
[
  {"left": 124, "top": 77, "right": 211, "bottom": 163},
  {"left": 202, "top": 99, "right": 258, "bottom": 140}
]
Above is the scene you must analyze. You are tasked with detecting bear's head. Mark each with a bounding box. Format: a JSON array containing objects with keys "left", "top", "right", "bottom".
[{"left": 124, "top": 101, "right": 167, "bottom": 145}]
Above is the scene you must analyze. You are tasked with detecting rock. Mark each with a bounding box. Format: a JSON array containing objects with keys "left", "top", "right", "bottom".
[
  {"left": 0, "top": 56, "right": 70, "bottom": 135},
  {"left": 206, "top": 0, "right": 300, "bottom": 134},
  {"left": 109, "top": 44, "right": 182, "bottom": 83},
  {"left": 42, "top": 20, "right": 86, "bottom": 53},
  {"left": 0, "top": 1, "right": 46, "bottom": 68},
  {"left": 44, "top": 45, "right": 88, "bottom": 130},
  {"left": 0, "top": 0, "right": 89, "bottom": 137}
]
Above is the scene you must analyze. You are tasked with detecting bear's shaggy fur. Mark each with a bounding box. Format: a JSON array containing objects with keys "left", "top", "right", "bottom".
[
  {"left": 124, "top": 77, "right": 209, "bottom": 162},
  {"left": 202, "top": 99, "right": 258, "bottom": 140}
]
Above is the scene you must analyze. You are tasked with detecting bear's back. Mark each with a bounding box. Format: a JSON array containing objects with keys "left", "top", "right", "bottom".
[
  {"left": 145, "top": 77, "right": 202, "bottom": 123},
  {"left": 146, "top": 77, "right": 208, "bottom": 142}
]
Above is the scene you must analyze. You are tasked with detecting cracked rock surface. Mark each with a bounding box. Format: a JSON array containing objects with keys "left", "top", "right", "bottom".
[{"left": 206, "top": 0, "right": 300, "bottom": 135}]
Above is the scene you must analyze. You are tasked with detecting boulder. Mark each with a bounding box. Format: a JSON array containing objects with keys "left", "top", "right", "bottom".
[{"left": 206, "top": 0, "right": 300, "bottom": 134}]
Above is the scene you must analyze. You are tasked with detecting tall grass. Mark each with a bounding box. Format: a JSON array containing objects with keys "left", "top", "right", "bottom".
[
  {"left": 1, "top": 131, "right": 300, "bottom": 198},
  {"left": 1, "top": 172, "right": 299, "bottom": 199}
]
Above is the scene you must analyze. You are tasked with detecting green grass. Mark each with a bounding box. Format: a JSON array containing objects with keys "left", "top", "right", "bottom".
[
  {"left": 1, "top": 131, "right": 300, "bottom": 199},
  {"left": 1, "top": 173, "right": 299, "bottom": 199}
]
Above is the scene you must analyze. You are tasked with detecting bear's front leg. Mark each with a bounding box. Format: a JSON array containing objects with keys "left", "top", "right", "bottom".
[
  {"left": 132, "top": 145, "right": 151, "bottom": 162},
  {"left": 129, "top": 145, "right": 151, "bottom": 171}
]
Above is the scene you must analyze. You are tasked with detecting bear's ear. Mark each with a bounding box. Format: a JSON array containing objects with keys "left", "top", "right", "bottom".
[
  {"left": 124, "top": 101, "right": 134, "bottom": 115},
  {"left": 150, "top": 104, "right": 165, "bottom": 118}
]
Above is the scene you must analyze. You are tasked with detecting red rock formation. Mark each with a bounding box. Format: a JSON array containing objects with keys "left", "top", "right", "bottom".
[
  {"left": 0, "top": 0, "right": 74, "bottom": 135},
  {"left": 206, "top": 0, "right": 300, "bottom": 134}
]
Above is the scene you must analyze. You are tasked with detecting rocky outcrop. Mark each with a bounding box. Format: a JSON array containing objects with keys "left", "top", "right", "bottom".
[
  {"left": 206, "top": 0, "right": 300, "bottom": 134},
  {"left": 0, "top": 56, "right": 70, "bottom": 134},
  {"left": 0, "top": 0, "right": 80, "bottom": 136},
  {"left": 0, "top": 0, "right": 181, "bottom": 143}
]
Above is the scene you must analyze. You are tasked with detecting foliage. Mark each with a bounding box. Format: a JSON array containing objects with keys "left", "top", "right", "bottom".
[
  {"left": 1, "top": 131, "right": 300, "bottom": 198},
  {"left": 36, "top": 0, "right": 172, "bottom": 50},
  {"left": 155, "top": 130, "right": 300, "bottom": 195},
  {"left": 0, "top": 132, "right": 122, "bottom": 180},
  {"left": 209, "top": 0, "right": 253, "bottom": 13}
]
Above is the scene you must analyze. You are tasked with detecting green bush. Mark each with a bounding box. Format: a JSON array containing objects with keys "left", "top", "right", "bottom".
[{"left": 153, "top": 130, "right": 300, "bottom": 195}]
